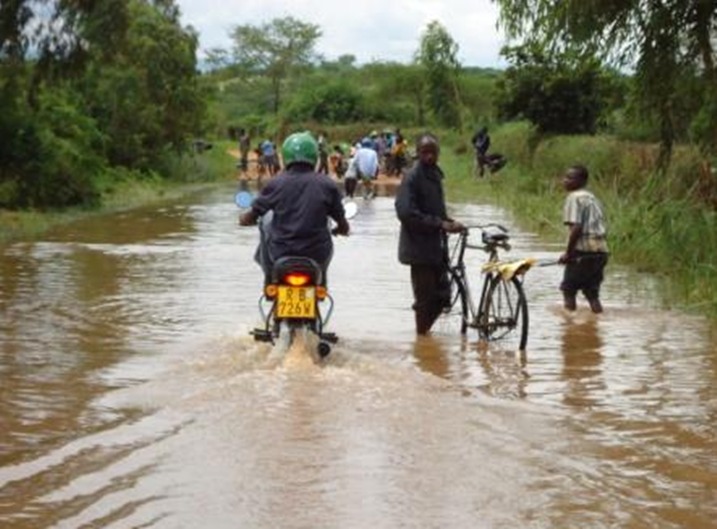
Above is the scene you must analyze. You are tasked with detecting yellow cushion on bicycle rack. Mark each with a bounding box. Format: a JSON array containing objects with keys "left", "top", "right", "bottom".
[{"left": 481, "top": 258, "right": 536, "bottom": 280}]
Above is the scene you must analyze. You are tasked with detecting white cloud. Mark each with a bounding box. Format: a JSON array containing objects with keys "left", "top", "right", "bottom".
[{"left": 175, "top": 0, "right": 508, "bottom": 67}]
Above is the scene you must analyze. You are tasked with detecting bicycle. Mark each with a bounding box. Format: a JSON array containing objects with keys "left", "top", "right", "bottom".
[{"left": 441, "top": 223, "right": 536, "bottom": 351}]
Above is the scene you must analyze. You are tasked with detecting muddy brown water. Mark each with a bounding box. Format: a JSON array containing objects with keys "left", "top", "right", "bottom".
[{"left": 1, "top": 185, "right": 715, "bottom": 528}]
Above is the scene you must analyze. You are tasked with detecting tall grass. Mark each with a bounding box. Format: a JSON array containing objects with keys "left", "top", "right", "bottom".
[{"left": 438, "top": 122, "right": 717, "bottom": 316}]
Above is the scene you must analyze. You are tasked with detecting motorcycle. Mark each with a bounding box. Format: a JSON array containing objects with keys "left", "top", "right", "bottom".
[
  {"left": 236, "top": 190, "right": 357, "bottom": 358},
  {"left": 251, "top": 254, "right": 336, "bottom": 358}
]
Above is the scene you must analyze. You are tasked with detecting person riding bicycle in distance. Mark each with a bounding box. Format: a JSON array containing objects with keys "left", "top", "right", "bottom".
[
  {"left": 239, "top": 131, "right": 350, "bottom": 284},
  {"left": 395, "top": 133, "right": 464, "bottom": 335}
]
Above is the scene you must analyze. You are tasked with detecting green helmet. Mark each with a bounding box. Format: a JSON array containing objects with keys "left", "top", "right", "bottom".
[{"left": 282, "top": 131, "right": 318, "bottom": 168}]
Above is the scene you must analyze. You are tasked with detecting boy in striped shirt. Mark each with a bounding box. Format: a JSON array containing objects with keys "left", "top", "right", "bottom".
[{"left": 558, "top": 164, "right": 609, "bottom": 313}]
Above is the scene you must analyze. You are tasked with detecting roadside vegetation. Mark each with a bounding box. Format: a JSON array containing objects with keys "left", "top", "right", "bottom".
[
  {"left": 437, "top": 123, "right": 716, "bottom": 315},
  {"left": 1, "top": 2, "right": 715, "bottom": 315}
]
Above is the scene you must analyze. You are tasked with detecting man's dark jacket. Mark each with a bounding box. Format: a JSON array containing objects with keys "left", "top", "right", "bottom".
[
  {"left": 395, "top": 162, "right": 449, "bottom": 266},
  {"left": 251, "top": 166, "right": 345, "bottom": 264}
]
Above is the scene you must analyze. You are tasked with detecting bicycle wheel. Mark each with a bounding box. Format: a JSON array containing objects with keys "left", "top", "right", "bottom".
[
  {"left": 436, "top": 266, "right": 469, "bottom": 335},
  {"left": 476, "top": 275, "right": 528, "bottom": 351}
]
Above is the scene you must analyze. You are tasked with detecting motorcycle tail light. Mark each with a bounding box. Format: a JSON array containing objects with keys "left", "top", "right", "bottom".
[
  {"left": 283, "top": 272, "right": 311, "bottom": 287},
  {"left": 265, "top": 284, "right": 278, "bottom": 298},
  {"left": 316, "top": 286, "right": 327, "bottom": 299}
]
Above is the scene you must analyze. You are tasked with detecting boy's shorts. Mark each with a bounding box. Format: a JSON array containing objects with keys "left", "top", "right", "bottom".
[{"left": 560, "top": 251, "right": 609, "bottom": 299}]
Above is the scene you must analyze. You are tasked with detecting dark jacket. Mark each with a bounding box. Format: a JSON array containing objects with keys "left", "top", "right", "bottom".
[
  {"left": 251, "top": 166, "right": 345, "bottom": 264},
  {"left": 395, "top": 162, "right": 449, "bottom": 266},
  {"left": 472, "top": 131, "right": 490, "bottom": 155}
]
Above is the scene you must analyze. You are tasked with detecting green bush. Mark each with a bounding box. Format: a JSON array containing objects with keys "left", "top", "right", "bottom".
[
  {"left": 3, "top": 89, "right": 103, "bottom": 209},
  {"left": 283, "top": 80, "right": 365, "bottom": 124}
]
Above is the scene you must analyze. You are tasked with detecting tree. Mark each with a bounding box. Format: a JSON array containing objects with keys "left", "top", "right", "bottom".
[
  {"left": 497, "top": 43, "right": 614, "bottom": 135},
  {"left": 415, "top": 21, "right": 462, "bottom": 128},
  {"left": 494, "top": 0, "right": 717, "bottom": 165},
  {"left": 80, "top": 0, "right": 205, "bottom": 169},
  {"left": 371, "top": 62, "right": 427, "bottom": 126},
  {"left": 0, "top": 0, "right": 206, "bottom": 208},
  {"left": 230, "top": 16, "right": 321, "bottom": 114}
]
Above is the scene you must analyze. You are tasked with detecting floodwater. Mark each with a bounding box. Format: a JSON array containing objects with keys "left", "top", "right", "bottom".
[{"left": 1, "top": 184, "right": 715, "bottom": 529}]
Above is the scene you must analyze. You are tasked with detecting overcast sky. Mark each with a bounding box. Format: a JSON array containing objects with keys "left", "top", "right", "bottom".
[{"left": 175, "top": 0, "right": 510, "bottom": 68}]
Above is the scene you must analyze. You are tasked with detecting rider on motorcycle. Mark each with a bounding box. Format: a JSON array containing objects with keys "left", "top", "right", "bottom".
[{"left": 239, "top": 131, "right": 350, "bottom": 284}]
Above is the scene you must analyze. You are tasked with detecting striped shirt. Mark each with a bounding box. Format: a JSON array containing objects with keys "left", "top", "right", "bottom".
[{"left": 563, "top": 188, "right": 608, "bottom": 253}]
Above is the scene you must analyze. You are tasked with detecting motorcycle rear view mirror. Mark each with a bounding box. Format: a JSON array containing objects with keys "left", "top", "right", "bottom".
[
  {"left": 234, "top": 190, "right": 254, "bottom": 209},
  {"left": 343, "top": 200, "right": 358, "bottom": 220}
]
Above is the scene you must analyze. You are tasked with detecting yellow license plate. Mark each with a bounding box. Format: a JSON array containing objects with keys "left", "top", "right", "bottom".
[{"left": 277, "top": 286, "right": 316, "bottom": 318}]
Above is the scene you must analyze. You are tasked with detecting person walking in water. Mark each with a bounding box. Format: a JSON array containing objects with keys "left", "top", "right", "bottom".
[
  {"left": 395, "top": 133, "right": 464, "bottom": 335},
  {"left": 558, "top": 164, "right": 609, "bottom": 313},
  {"left": 354, "top": 137, "right": 379, "bottom": 199}
]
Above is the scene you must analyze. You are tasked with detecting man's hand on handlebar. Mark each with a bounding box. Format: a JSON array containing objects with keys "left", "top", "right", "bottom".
[
  {"left": 331, "top": 218, "right": 350, "bottom": 237},
  {"left": 239, "top": 210, "right": 258, "bottom": 226},
  {"left": 441, "top": 220, "right": 465, "bottom": 233}
]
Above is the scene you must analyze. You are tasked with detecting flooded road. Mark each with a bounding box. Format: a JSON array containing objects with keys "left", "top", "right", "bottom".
[{"left": 1, "top": 185, "right": 715, "bottom": 528}]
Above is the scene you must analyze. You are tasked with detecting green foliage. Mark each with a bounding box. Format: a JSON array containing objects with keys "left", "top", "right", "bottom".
[
  {"left": 18, "top": 88, "right": 104, "bottom": 209},
  {"left": 230, "top": 16, "right": 322, "bottom": 114},
  {"left": 689, "top": 90, "right": 717, "bottom": 153},
  {"left": 0, "top": 0, "right": 205, "bottom": 209},
  {"left": 415, "top": 21, "right": 462, "bottom": 128},
  {"left": 0, "top": 64, "right": 33, "bottom": 195},
  {"left": 494, "top": 0, "right": 717, "bottom": 164},
  {"left": 497, "top": 44, "right": 616, "bottom": 135},
  {"left": 205, "top": 74, "right": 277, "bottom": 137},
  {"left": 283, "top": 79, "right": 365, "bottom": 123},
  {"left": 351, "top": 62, "right": 426, "bottom": 124},
  {"left": 80, "top": 0, "right": 204, "bottom": 169},
  {"left": 0, "top": 64, "right": 103, "bottom": 209},
  {"left": 459, "top": 71, "right": 500, "bottom": 126},
  {"left": 206, "top": 58, "right": 488, "bottom": 139}
]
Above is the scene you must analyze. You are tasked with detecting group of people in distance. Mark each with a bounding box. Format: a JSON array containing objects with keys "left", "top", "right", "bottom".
[
  {"left": 239, "top": 128, "right": 609, "bottom": 336},
  {"left": 238, "top": 127, "right": 411, "bottom": 200},
  {"left": 236, "top": 128, "right": 281, "bottom": 180},
  {"left": 320, "top": 129, "right": 410, "bottom": 199}
]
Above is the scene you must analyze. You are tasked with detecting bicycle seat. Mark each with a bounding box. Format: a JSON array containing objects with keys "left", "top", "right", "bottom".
[{"left": 482, "top": 230, "right": 510, "bottom": 244}]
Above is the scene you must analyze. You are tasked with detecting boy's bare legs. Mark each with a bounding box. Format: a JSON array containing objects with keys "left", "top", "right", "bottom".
[
  {"left": 585, "top": 290, "right": 603, "bottom": 313},
  {"left": 563, "top": 291, "right": 577, "bottom": 311},
  {"left": 588, "top": 299, "right": 603, "bottom": 313}
]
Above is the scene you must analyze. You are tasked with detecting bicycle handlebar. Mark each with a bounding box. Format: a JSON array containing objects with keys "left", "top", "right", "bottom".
[
  {"left": 452, "top": 223, "right": 512, "bottom": 255},
  {"left": 464, "top": 243, "right": 486, "bottom": 250},
  {"left": 461, "top": 223, "right": 508, "bottom": 233}
]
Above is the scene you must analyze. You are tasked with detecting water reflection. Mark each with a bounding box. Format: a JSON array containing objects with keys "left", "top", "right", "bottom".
[
  {"left": 411, "top": 335, "right": 449, "bottom": 379},
  {"left": 0, "top": 186, "right": 716, "bottom": 528},
  {"left": 476, "top": 346, "right": 530, "bottom": 400},
  {"left": 560, "top": 313, "right": 605, "bottom": 408}
]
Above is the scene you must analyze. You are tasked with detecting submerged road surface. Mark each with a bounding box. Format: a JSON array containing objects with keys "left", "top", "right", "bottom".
[{"left": 1, "top": 185, "right": 715, "bottom": 528}]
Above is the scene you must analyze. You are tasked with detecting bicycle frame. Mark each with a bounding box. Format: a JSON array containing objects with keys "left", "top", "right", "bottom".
[{"left": 444, "top": 224, "right": 534, "bottom": 350}]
